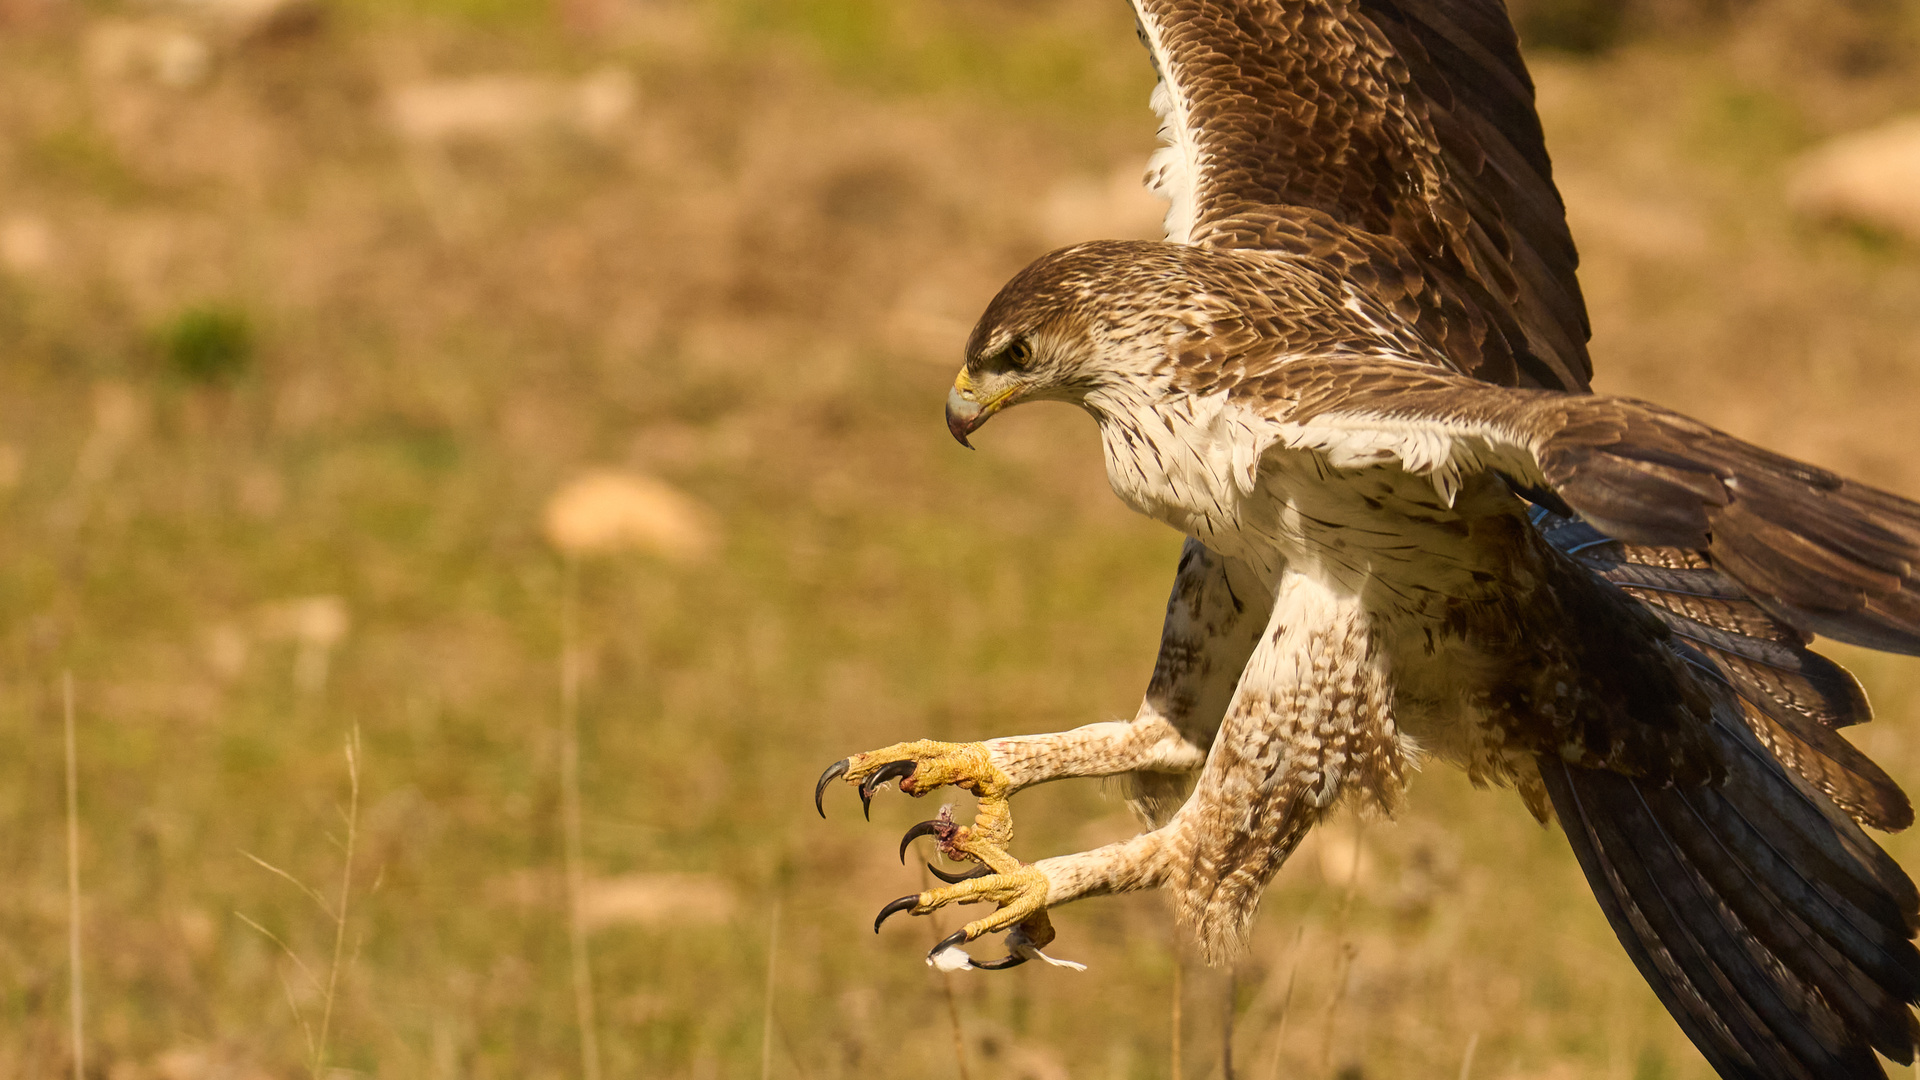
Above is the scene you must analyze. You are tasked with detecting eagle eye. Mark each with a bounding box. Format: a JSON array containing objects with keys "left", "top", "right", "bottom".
[{"left": 1002, "top": 338, "right": 1033, "bottom": 369}]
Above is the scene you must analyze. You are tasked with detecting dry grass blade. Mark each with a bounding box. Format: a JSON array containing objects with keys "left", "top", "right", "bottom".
[
  {"left": 230, "top": 728, "right": 363, "bottom": 1079},
  {"left": 559, "top": 556, "right": 604, "bottom": 1080},
  {"left": 1171, "top": 950, "right": 1184, "bottom": 1080},
  {"left": 761, "top": 899, "right": 780, "bottom": 1080},
  {"left": 234, "top": 912, "right": 320, "bottom": 1058},
  {"left": 1317, "top": 820, "right": 1366, "bottom": 1078},
  {"left": 241, "top": 851, "right": 337, "bottom": 921},
  {"left": 233, "top": 911, "right": 324, "bottom": 992},
  {"left": 314, "top": 727, "right": 362, "bottom": 1080},
  {"left": 1264, "top": 926, "right": 1307, "bottom": 1080},
  {"left": 1223, "top": 967, "right": 1238, "bottom": 1080},
  {"left": 63, "top": 672, "right": 84, "bottom": 1080},
  {"left": 917, "top": 862, "right": 971, "bottom": 1080}
]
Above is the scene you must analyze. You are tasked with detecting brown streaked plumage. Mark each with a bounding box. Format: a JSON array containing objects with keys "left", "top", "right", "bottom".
[{"left": 819, "top": 3, "right": 1920, "bottom": 1077}]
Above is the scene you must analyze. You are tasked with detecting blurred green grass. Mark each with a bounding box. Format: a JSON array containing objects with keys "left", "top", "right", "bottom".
[{"left": 1, "top": 1, "right": 1919, "bottom": 1078}]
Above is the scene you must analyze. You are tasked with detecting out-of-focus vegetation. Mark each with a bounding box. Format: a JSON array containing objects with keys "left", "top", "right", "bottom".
[{"left": 2, "top": 0, "right": 1919, "bottom": 1077}]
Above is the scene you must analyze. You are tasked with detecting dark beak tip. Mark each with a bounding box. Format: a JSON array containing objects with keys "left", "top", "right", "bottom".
[
  {"left": 945, "top": 410, "right": 977, "bottom": 449},
  {"left": 944, "top": 385, "right": 987, "bottom": 449}
]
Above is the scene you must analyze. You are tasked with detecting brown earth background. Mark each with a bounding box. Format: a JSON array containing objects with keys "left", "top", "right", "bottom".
[{"left": 3, "top": 0, "right": 1920, "bottom": 1077}]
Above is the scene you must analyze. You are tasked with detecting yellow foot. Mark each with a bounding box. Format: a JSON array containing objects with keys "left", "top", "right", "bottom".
[
  {"left": 815, "top": 740, "right": 1018, "bottom": 869},
  {"left": 874, "top": 864, "right": 1080, "bottom": 971}
]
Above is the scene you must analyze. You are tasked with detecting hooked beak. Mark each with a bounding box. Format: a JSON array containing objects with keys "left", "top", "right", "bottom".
[{"left": 945, "top": 373, "right": 1022, "bottom": 449}]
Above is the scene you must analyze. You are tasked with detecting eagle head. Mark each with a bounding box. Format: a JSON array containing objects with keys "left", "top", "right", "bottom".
[{"left": 946, "top": 240, "right": 1189, "bottom": 447}]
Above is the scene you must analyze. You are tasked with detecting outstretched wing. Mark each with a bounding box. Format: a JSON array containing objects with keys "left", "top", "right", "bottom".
[
  {"left": 1246, "top": 357, "right": 1920, "bottom": 656},
  {"left": 1129, "top": 0, "right": 1591, "bottom": 390}
]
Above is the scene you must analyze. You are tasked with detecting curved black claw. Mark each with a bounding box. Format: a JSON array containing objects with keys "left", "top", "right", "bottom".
[
  {"left": 814, "top": 759, "right": 849, "bottom": 818},
  {"left": 927, "top": 861, "right": 992, "bottom": 884},
  {"left": 899, "top": 820, "right": 943, "bottom": 864},
  {"left": 858, "top": 760, "right": 917, "bottom": 821},
  {"left": 874, "top": 894, "right": 921, "bottom": 934},
  {"left": 929, "top": 929, "right": 971, "bottom": 960},
  {"left": 971, "top": 952, "right": 1030, "bottom": 970}
]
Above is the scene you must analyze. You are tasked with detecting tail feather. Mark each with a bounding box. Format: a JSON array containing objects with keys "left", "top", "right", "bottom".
[
  {"left": 1666, "top": 785, "right": 1917, "bottom": 1057},
  {"left": 1541, "top": 724, "right": 1920, "bottom": 1078},
  {"left": 1673, "top": 720, "right": 1919, "bottom": 995},
  {"left": 1528, "top": 504, "right": 1920, "bottom": 1075}
]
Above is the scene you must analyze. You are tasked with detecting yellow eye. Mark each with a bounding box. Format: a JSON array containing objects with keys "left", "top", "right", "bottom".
[{"left": 1004, "top": 339, "right": 1033, "bottom": 367}]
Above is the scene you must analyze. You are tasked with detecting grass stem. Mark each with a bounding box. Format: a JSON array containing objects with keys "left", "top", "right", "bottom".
[
  {"left": 1318, "top": 818, "right": 1366, "bottom": 1078},
  {"left": 917, "top": 863, "right": 971, "bottom": 1080},
  {"left": 1264, "top": 926, "right": 1306, "bottom": 1080},
  {"left": 1171, "top": 949, "right": 1184, "bottom": 1080},
  {"left": 761, "top": 899, "right": 780, "bottom": 1080},
  {"left": 313, "top": 727, "right": 362, "bottom": 1079},
  {"left": 1223, "top": 967, "right": 1237, "bottom": 1080},
  {"left": 560, "top": 556, "right": 604, "bottom": 1080},
  {"left": 63, "top": 672, "right": 84, "bottom": 1080}
]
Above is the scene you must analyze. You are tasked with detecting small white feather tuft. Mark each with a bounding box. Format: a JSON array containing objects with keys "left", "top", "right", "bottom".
[
  {"left": 1024, "top": 947, "right": 1088, "bottom": 971},
  {"left": 927, "top": 945, "right": 974, "bottom": 972}
]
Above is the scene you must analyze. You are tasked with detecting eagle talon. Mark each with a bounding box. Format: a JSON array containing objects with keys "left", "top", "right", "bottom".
[
  {"left": 899, "top": 819, "right": 945, "bottom": 863},
  {"left": 814, "top": 759, "right": 849, "bottom": 818},
  {"left": 874, "top": 894, "right": 921, "bottom": 933},
  {"left": 928, "top": 861, "right": 992, "bottom": 884},
  {"left": 971, "top": 952, "right": 1030, "bottom": 970},
  {"left": 859, "top": 760, "right": 918, "bottom": 819}
]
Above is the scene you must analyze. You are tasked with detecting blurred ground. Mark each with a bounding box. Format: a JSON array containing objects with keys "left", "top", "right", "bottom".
[{"left": 3, "top": 1, "right": 1920, "bottom": 1078}]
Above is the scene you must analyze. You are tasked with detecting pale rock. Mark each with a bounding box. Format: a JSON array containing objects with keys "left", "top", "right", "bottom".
[
  {"left": 84, "top": 18, "right": 212, "bottom": 88},
  {"left": 389, "top": 68, "right": 638, "bottom": 147},
  {"left": 1788, "top": 116, "right": 1920, "bottom": 244},
  {"left": 205, "top": 623, "right": 250, "bottom": 681},
  {"left": 257, "top": 595, "right": 349, "bottom": 693},
  {"left": 75, "top": 382, "right": 150, "bottom": 486},
  {"left": 0, "top": 215, "right": 55, "bottom": 274},
  {"left": 576, "top": 872, "right": 737, "bottom": 930},
  {"left": 542, "top": 468, "right": 714, "bottom": 560}
]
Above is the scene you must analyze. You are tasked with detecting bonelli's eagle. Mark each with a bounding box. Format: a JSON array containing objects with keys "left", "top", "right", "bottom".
[{"left": 817, "top": 2, "right": 1920, "bottom": 1075}]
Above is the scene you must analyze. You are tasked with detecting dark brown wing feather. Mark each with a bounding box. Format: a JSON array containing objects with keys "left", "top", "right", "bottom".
[
  {"left": 1525, "top": 399, "right": 1920, "bottom": 655},
  {"left": 1131, "top": 0, "right": 1590, "bottom": 389},
  {"left": 1260, "top": 358, "right": 1920, "bottom": 656},
  {"left": 1533, "top": 510, "right": 1910, "bottom": 832}
]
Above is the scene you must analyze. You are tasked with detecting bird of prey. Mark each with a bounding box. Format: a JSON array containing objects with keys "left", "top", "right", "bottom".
[{"left": 815, "top": 1, "right": 1920, "bottom": 1075}]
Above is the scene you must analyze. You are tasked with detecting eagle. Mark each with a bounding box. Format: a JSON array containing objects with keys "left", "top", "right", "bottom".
[{"left": 814, "top": 2, "right": 1920, "bottom": 1075}]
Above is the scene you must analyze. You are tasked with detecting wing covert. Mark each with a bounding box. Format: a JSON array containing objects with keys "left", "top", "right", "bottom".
[{"left": 1129, "top": 0, "right": 1591, "bottom": 390}]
